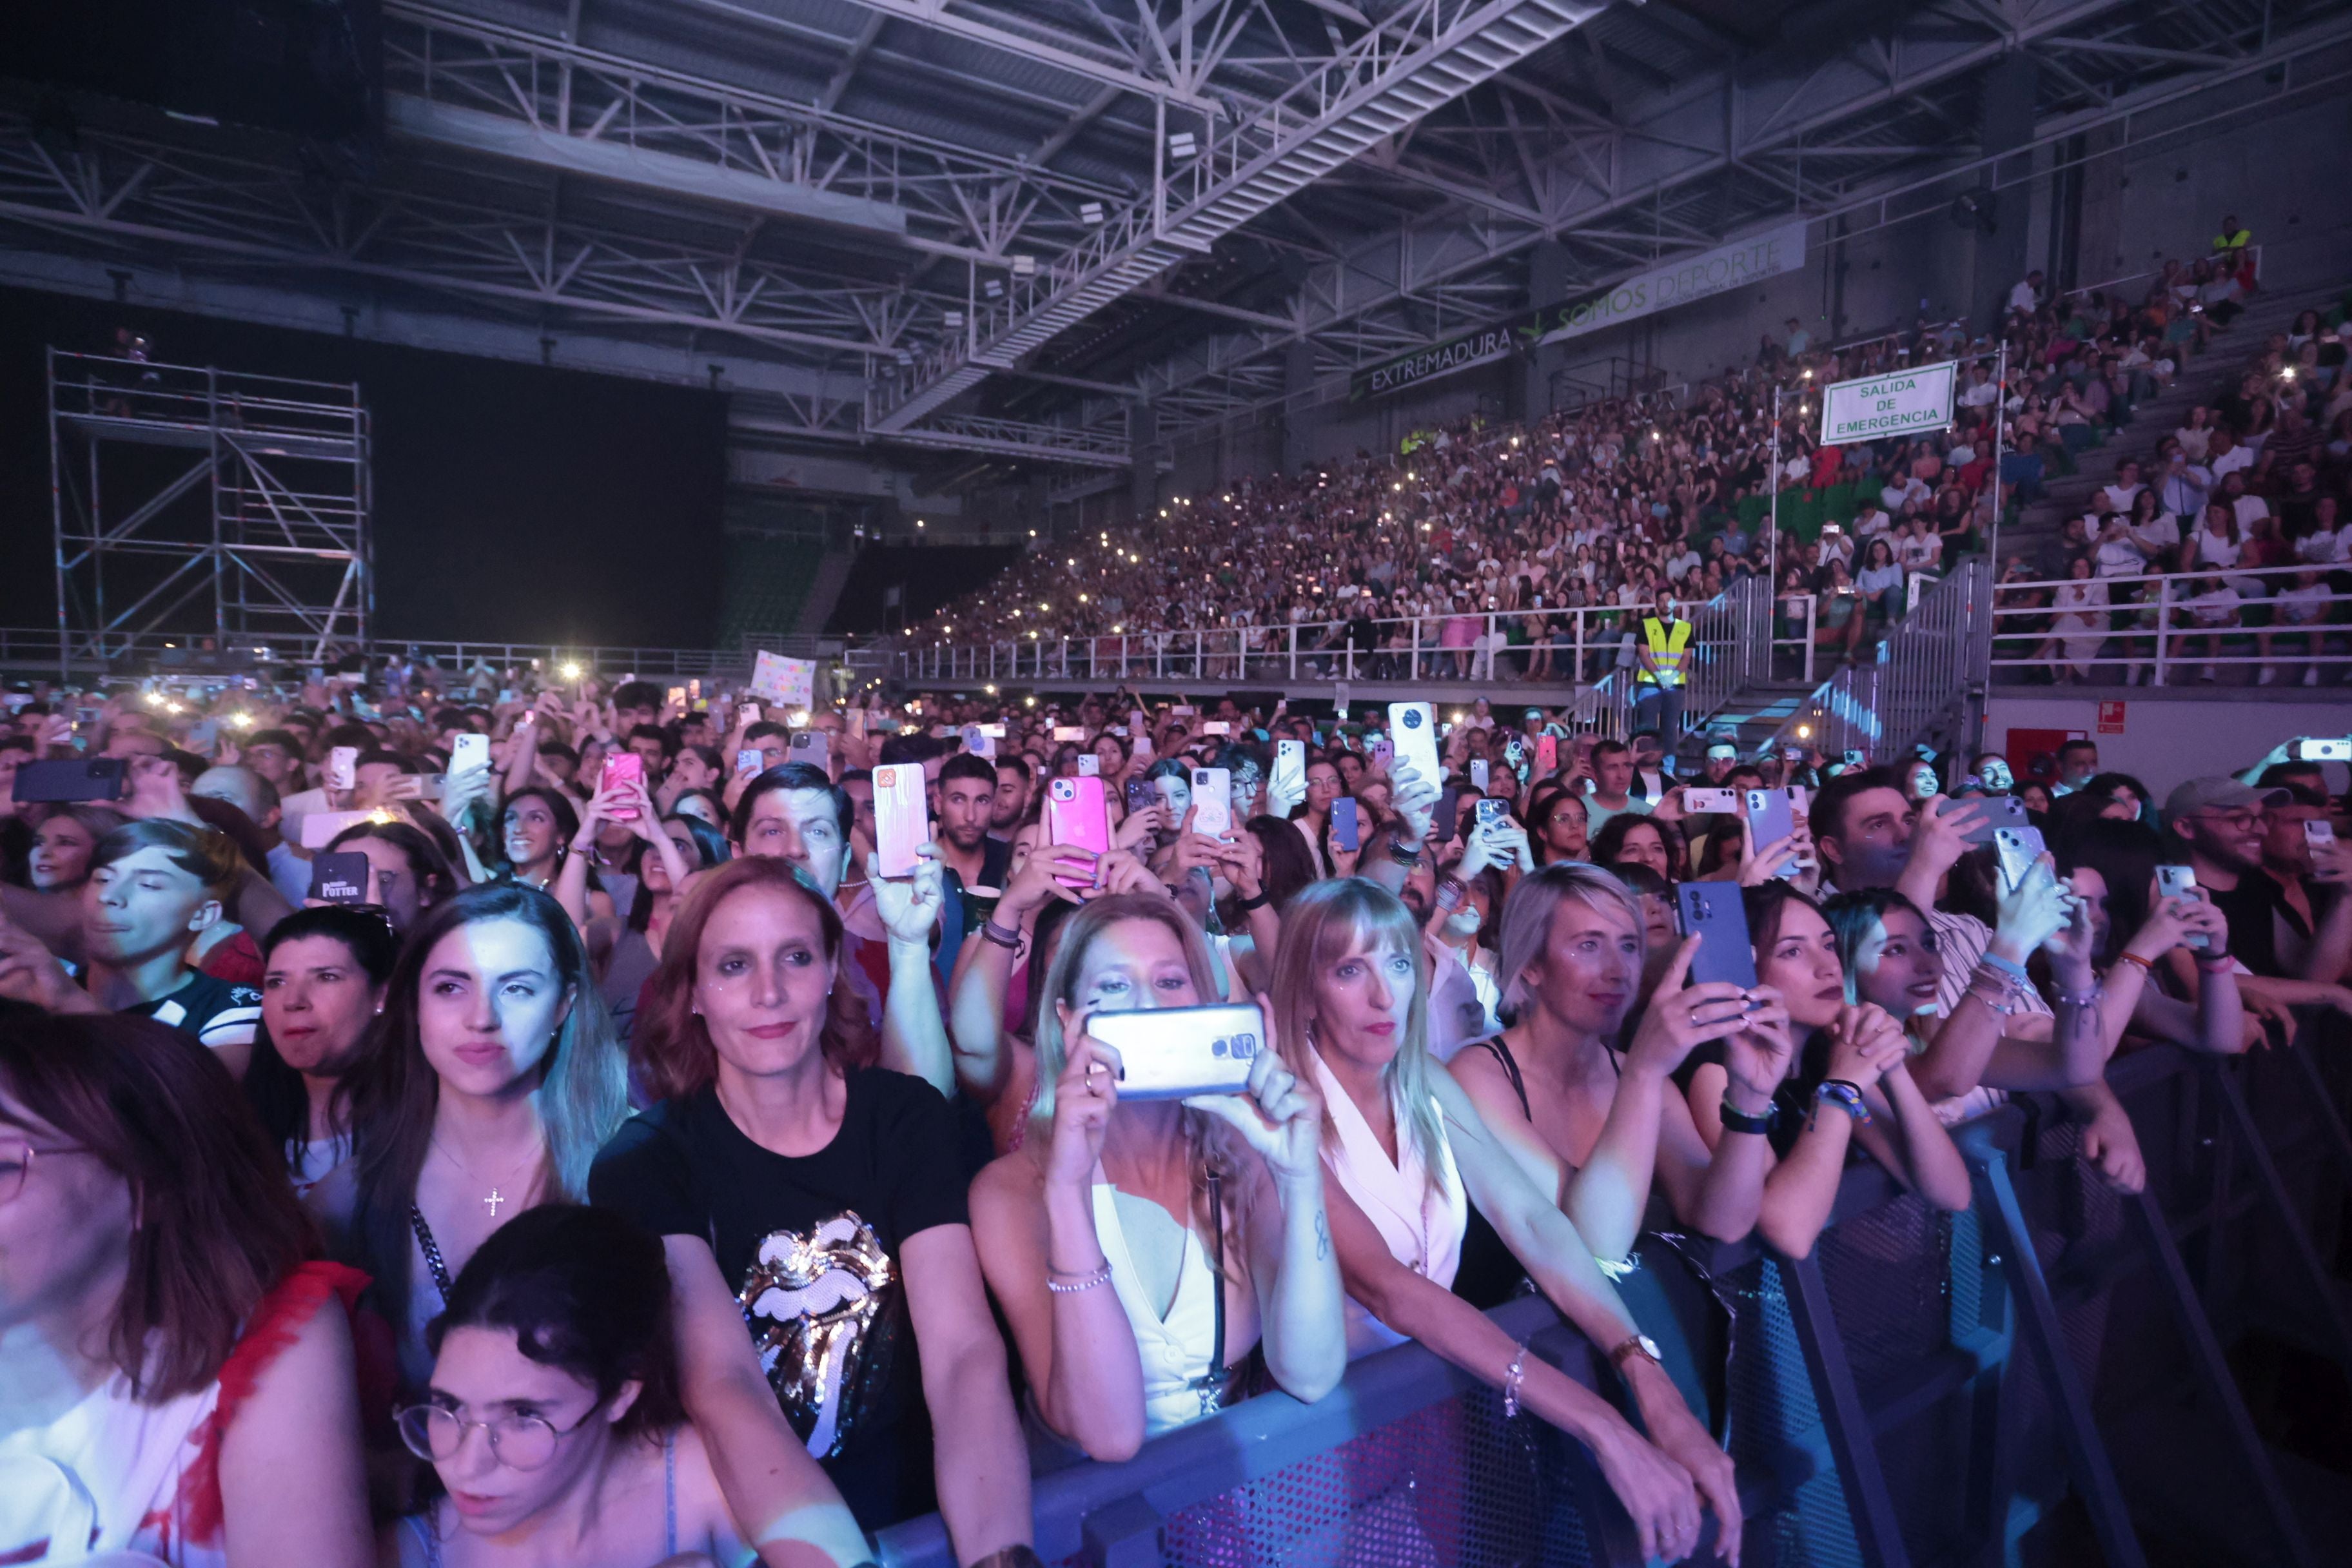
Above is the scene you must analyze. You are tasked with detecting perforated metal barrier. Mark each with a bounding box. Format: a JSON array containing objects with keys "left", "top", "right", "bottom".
[{"left": 876, "top": 1019, "right": 2352, "bottom": 1567}]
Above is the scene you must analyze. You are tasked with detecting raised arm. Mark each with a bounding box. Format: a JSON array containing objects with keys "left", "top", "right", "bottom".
[
  {"left": 868, "top": 845, "right": 954, "bottom": 1095},
  {"left": 967, "top": 1034, "right": 1146, "bottom": 1462}
]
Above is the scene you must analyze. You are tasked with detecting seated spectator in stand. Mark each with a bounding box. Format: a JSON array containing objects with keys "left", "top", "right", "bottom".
[
  {"left": 0, "top": 1012, "right": 371, "bottom": 1565},
  {"left": 386, "top": 1204, "right": 868, "bottom": 1568}
]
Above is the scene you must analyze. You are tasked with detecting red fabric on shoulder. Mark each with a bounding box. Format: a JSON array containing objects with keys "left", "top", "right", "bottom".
[
  {"left": 179, "top": 1260, "right": 370, "bottom": 1546},
  {"left": 198, "top": 929, "right": 265, "bottom": 987}
]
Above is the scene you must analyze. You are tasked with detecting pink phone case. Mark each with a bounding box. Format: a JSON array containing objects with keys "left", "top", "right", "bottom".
[
  {"left": 600, "top": 752, "right": 643, "bottom": 819},
  {"left": 873, "top": 762, "right": 928, "bottom": 878},
  {"left": 1044, "top": 776, "right": 1110, "bottom": 885}
]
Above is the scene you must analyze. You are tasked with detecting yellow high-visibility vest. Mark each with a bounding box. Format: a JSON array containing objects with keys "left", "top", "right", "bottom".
[
  {"left": 2213, "top": 228, "right": 2249, "bottom": 255},
  {"left": 1639, "top": 616, "right": 1690, "bottom": 686}
]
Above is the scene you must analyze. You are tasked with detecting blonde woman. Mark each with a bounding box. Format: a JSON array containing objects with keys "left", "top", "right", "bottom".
[
  {"left": 969, "top": 893, "right": 1344, "bottom": 1460},
  {"left": 1269, "top": 879, "right": 1740, "bottom": 1566}
]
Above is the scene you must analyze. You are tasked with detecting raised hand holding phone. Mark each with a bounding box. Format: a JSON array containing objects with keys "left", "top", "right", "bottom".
[{"left": 869, "top": 841, "right": 945, "bottom": 944}]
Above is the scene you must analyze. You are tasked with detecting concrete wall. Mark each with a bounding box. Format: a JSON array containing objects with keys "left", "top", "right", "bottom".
[{"left": 1985, "top": 693, "right": 2352, "bottom": 799}]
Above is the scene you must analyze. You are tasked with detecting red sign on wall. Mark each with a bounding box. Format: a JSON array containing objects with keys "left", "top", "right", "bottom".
[{"left": 2097, "top": 700, "right": 2127, "bottom": 735}]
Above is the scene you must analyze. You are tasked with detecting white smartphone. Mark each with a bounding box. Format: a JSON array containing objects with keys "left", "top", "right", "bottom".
[
  {"left": 736, "top": 749, "right": 763, "bottom": 776},
  {"left": 2293, "top": 738, "right": 2352, "bottom": 762},
  {"left": 2156, "top": 863, "right": 2207, "bottom": 948},
  {"left": 2306, "top": 819, "right": 2338, "bottom": 849},
  {"left": 450, "top": 733, "right": 489, "bottom": 773},
  {"left": 789, "top": 731, "right": 829, "bottom": 770},
  {"left": 872, "top": 762, "right": 928, "bottom": 878},
  {"left": 1054, "top": 725, "right": 1088, "bottom": 742},
  {"left": 1202, "top": 720, "right": 1233, "bottom": 736},
  {"left": 962, "top": 725, "right": 995, "bottom": 759},
  {"left": 1272, "top": 740, "right": 1306, "bottom": 800},
  {"left": 1086, "top": 1002, "right": 1264, "bottom": 1101},
  {"left": 737, "top": 702, "right": 763, "bottom": 730},
  {"left": 1470, "top": 759, "right": 1489, "bottom": 791},
  {"left": 1388, "top": 701, "right": 1440, "bottom": 784},
  {"left": 1190, "top": 767, "right": 1233, "bottom": 837},
  {"left": 326, "top": 746, "right": 358, "bottom": 792},
  {"left": 1683, "top": 786, "right": 1739, "bottom": 814},
  {"left": 1077, "top": 754, "right": 1101, "bottom": 776},
  {"left": 1994, "top": 825, "right": 2048, "bottom": 894}
]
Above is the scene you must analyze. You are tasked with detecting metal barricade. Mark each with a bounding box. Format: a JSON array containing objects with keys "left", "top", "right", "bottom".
[{"left": 874, "top": 1018, "right": 2352, "bottom": 1567}]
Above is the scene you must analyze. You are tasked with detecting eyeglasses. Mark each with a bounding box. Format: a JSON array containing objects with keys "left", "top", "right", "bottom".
[
  {"left": 2195, "top": 808, "right": 2262, "bottom": 830},
  {"left": 0, "top": 1139, "right": 93, "bottom": 1206},
  {"left": 394, "top": 1400, "right": 601, "bottom": 1472}
]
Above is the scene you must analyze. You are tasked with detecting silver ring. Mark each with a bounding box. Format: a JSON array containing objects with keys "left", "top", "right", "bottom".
[{"left": 1689, "top": 1009, "right": 1702, "bottom": 1027}]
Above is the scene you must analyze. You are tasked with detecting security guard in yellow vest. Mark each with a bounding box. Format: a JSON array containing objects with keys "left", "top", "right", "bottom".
[
  {"left": 1634, "top": 585, "right": 1692, "bottom": 770},
  {"left": 2211, "top": 216, "right": 2250, "bottom": 261}
]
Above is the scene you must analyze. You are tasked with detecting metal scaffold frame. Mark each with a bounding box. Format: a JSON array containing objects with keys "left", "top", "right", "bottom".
[{"left": 48, "top": 348, "right": 373, "bottom": 678}]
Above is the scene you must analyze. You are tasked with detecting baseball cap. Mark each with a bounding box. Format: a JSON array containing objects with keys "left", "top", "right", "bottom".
[{"left": 2163, "top": 776, "right": 2288, "bottom": 821}]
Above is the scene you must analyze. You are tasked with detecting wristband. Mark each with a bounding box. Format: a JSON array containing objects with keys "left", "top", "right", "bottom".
[
  {"left": 968, "top": 1549, "right": 1046, "bottom": 1568},
  {"left": 2115, "top": 950, "right": 2155, "bottom": 974},
  {"left": 1718, "top": 1099, "right": 1774, "bottom": 1135},
  {"left": 1386, "top": 836, "right": 1424, "bottom": 868},
  {"left": 1979, "top": 952, "right": 2032, "bottom": 985},
  {"left": 2048, "top": 981, "right": 2101, "bottom": 1008},
  {"left": 2192, "top": 948, "right": 2234, "bottom": 968},
  {"left": 980, "top": 918, "right": 1023, "bottom": 950},
  {"left": 1814, "top": 1079, "right": 1872, "bottom": 1124},
  {"left": 1231, "top": 888, "right": 1271, "bottom": 912}
]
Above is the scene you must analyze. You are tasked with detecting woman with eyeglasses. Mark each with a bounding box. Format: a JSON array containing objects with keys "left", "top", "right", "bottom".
[
  {"left": 387, "top": 1203, "right": 866, "bottom": 1568},
  {"left": 0, "top": 1012, "right": 369, "bottom": 1565}
]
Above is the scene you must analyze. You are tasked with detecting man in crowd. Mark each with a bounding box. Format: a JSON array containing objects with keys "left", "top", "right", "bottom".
[
  {"left": 2168, "top": 776, "right": 2350, "bottom": 982},
  {"left": 0, "top": 819, "right": 261, "bottom": 1055},
  {"left": 1583, "top": 740, "right": 1650, "bottom": 835}
]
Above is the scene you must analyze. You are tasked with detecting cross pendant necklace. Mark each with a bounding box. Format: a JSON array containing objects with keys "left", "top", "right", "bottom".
[{"left": 432, "top": 1135, "right": 536, "bottom": 1224}]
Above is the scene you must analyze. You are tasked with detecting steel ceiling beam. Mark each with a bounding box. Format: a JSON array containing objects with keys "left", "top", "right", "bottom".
[
  {"left": 866, "top": 0, "right": 1609, "bottom": 431},
  {"left": 674, "top": 0, "right": 1225, "bottom": 112},
  {"left": 1129, "top": 0, "right": 2142, "bottom": 423},
  {"left": 1139, "top": 0, "right": 2352, "bottom": 440}
]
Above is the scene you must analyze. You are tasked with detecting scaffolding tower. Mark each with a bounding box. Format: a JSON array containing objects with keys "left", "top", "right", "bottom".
[{"left": 48, "top": 348, "right": 372, "bottom": 676}]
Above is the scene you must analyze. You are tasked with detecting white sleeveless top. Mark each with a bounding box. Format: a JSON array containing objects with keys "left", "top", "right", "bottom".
[
  {"left": 1092, "top": 1185, "right": 1222, "bottom": 1437},
  {"left": 1310, "top": 1050, "right": 1467, "bottom": 1358}
]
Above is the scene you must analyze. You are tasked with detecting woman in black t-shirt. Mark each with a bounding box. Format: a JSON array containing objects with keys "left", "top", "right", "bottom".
[{"left": 591, "top": 856, "right": 1034, "bottom": 1563}]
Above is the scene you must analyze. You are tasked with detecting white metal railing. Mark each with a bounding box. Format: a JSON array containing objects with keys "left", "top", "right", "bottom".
[
  {"left": 1760, "top": 559, "right": 1994, "bottom": 759},
  {"left": 898, "top": 576, "right": 1788, "bottom": 741},
  {"left": 1990, "top": 561, "right": 2350, "bottom": 686}
]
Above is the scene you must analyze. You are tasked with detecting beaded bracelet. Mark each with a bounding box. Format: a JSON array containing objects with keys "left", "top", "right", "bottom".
[
  {"left": 1046, "top": 1262, "right": 1113, "bottom": 1295},
  {"left": 2048, "top": 982, "right": 2101, "bottom": 1009},
  {"left": 1502, "top": 1341, "right": 1530, "bottom": 1418},
  {"left": 1814, "top": 1079, "right": 1872, "bottom": 1125}
]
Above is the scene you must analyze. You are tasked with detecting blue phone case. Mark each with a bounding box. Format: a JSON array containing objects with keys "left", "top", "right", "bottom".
[{"left": 1331, "top": 797, "right": 1360, "bottom": 852}]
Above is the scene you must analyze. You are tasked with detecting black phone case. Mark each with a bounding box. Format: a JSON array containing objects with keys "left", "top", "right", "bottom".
[{"left": 12, "top": 758, "right": 128, "bottom": 804}]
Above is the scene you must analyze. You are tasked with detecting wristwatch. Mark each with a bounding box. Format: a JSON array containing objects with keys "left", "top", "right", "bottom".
[{"left": 1608, "top": 1331, "right": 1664, "bottom": 1375}]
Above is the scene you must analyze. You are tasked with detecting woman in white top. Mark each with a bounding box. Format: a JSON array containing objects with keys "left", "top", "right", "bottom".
[
  {"left": 0, "top": 1013, "right": 369, "bottom": 1568},
  {"left": 970, "top": 894, "right": 1344, "bottom": 1460},
  {"left": 2035, "top": 554, "right": 2111, "bottom": 683},
  {"left": 1270, "top": 879, "right": 1739, "bottom": 1565}
]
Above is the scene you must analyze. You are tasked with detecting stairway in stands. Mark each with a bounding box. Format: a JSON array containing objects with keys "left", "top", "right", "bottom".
[
  {"left": 717, "top": 534, "right": 826, "bottom": 652},
  {"left": 1995, "top": 282, "right": 2335, "bottom": 569}
]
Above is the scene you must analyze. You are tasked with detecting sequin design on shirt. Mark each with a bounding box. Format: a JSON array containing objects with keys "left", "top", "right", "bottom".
[{"left": 736, "top": 1211, "right": 894, "bottom": 1458}]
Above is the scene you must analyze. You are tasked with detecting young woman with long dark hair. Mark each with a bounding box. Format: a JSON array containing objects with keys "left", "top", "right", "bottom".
[{"left": 344, "top": 884, "right": 631, "bottom": 1389}]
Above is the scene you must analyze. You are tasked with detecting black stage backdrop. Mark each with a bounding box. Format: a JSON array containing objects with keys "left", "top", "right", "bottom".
[{"left": 0, "top": 287, "right": 727, "bottom": 650}]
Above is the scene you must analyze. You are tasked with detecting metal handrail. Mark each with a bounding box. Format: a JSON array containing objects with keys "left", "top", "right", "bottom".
[
  {"left": 1989, "top": 560, "right": 2349, "bottom": 685},
  {"left": 1759, "top": 558, "right": 1992, "bottom": 758}
]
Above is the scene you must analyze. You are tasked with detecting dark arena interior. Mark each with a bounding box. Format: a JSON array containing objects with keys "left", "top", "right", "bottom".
[{"left": 3, "top": 3, "right": 2352, "bottom": 1565}]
